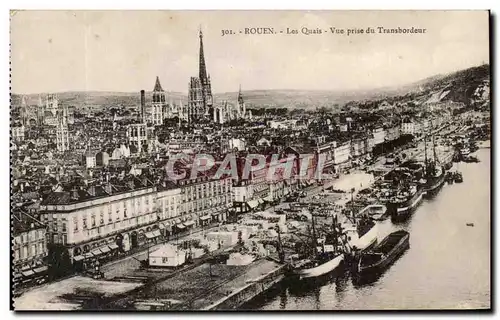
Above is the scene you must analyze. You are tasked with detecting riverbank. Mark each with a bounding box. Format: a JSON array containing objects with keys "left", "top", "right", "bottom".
[{"left": 251, "top": 148, "right": 490, "bottom": 310}]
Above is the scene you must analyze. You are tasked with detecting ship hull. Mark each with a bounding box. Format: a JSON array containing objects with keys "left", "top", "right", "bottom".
[
  {"left": 356, "top": 231, "right": 410, "bottom": 279},
  {"left": 351, "top": 224, "right": 378, "bottom": 252},
  {"left": 293, "top": 254, "right": 344, "bottom": 280},
  {"left": 423, "top": 173, "right": 445, "bottom": 199},
  {"left": 389, "top": 189, "right": 424, "bottom": 222}
]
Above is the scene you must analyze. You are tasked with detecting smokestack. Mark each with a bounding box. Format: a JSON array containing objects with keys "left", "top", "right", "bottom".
[{"left": 140, "top": 90, "right": 145, "bottom": 123}]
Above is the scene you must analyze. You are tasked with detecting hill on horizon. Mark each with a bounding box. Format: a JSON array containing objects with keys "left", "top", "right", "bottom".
[{"left": 11, "top": 63, "right": 489, "bottom": 110}]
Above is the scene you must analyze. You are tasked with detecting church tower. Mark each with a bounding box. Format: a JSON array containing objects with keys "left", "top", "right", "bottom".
[
  {"left": 56, "top": 105, "right": 69, "bottom": 152},
  {"left": 237, "top": 85, "right": 246, "bottom": 119},
  {"left": 151, "top": 76, "right": 165, "bottom": 125},
  {"left": 199, "top": 29, "right": 213, "bottom": 110},
  {"left": 188, "top": 28, "right": 213, "bottom": 123}
]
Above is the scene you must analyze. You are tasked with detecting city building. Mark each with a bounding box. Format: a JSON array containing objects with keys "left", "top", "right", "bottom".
[
  {"left": 127, "top": 123, "right": 151, "bottom": 154},
  {"left": 151, "top": 77, "right": 166, "bottom": 125},
  {"left": 372, "top": 127, "right": 386, "bottom": 146},
  {"left": 333, "top": 141, "right": 351, "bottom": 165},
  {"left": 148, "top": 244, "right": 186, "bottom": 267},
  {"left": 12, "top": 209, "right": 49, "bottom": 289},
  {"left": 401, "top": 118, "right": 417, "bottom": 135},
  {"left": 84, "top": 150, "right": 98, "bottom": 168},
  {"left": 39, "top": 177, "right": 159, "bottom": 271},
  {"left": 56, "top": 118, "right": 70, "bottom": 152},
  {"left": 228, "top": 138, "right": 246, "bottom": 151},
  {"left": 177, "top": 172, "right": 233, "bottom": 228},
  {"left": 96, "top": 151, "right": 110, "bottom": 167},
  {"left": 12, "top": 123, "right": 25, "bottom": 142}
]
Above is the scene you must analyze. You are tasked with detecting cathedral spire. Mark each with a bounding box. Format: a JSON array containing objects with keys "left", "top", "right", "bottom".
[
  {"left": 153, "top": 76, "right": 163, "bottom": 92},
  {"left": 199, "top": 28, "right": 208, "bottom": 84}
]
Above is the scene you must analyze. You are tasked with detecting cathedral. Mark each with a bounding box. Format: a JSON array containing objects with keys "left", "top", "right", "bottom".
[
  {"left": 144, "top": 29, "right": 250, "bottom": 126},
  {"left": 188, "top": 29, "right": 213, "bottom": 122},
  {"left": 20, "top": 94, "right": 73, "bottom": 128},
  {"left": 188, "top": 29, "right": 249, "bottom": 125}
]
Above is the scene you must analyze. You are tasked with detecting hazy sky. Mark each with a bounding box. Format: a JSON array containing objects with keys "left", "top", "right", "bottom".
[{"left": 11, "top": 10, "right": 489, "bottom": 94}]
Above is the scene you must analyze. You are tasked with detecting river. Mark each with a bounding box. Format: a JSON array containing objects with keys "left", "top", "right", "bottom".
[{"left": 248, "top": 148, "right": 491, "bottom": 310}]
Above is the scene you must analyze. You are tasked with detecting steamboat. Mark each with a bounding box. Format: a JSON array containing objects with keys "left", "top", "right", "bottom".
[
  {"left": 422, "top": 130, "right": 445, "bottom": 199},
  {"left": 388, "top": 183, "right": 424, "bottom": 221},
  {"left": 290, "top": 214, "right": 345, "bottom": 280}
]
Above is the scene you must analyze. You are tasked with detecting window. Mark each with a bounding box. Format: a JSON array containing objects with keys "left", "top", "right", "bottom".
[
  {"left": 38, "top": 242, "right": 44, "bottom": 254},
  {"left": 91, "top": 215, "right": 96, "bottom": 227},
  {"left": 22, "top": 245, "right": 28, "bottom": 259},
  {"left": 83, "top": 217, "right": 87, "bottom": 229},
  {"left": 124, "top": 206, "right": 128, "bottom": 218},
  {"left": 62, "top": 223, "right": 67, "bottom": 232},
  {"left": 31, "top": 244, "right": 37, "bottom": 256},
  {"left": 14, "top": 249, "right": 20, "bottom": 261},
  {"left": 162, "top": 257, "right": 168, "bottom": 263},
  {"left": 62, "top": 234, "right": 67, "bottom": 245},
  {"left": 100, "top": 211, "right": 104, "bottom": 225}
]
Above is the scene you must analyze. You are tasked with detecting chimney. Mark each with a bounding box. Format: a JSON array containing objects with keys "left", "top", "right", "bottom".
[{"left": 140, "top": 90, "right": 146, "bottom": 123}]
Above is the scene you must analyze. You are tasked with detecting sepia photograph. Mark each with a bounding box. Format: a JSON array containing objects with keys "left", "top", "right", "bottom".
[{"left": 9, "top": 10, "right": 491, "bottom": 311}]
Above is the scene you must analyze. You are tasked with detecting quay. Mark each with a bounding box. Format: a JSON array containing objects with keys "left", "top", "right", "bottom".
[{"left": 108, "top": 258, "right": 286, "bottom": 310}]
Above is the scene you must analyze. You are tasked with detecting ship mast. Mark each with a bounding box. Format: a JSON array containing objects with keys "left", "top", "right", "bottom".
[
  {"left": 332, "top": 214, "right": 338, "bottom": 254},
  {"left": 424, "top": 132, "right": 428, "bottom": 167},
  {"left": 431, "top": 120, "right": 439, "bottom": 164},
  {"left": 311, "top": 211, "right": 318, "bottom": 257},
  {"left": 276, "top": 225, "right": 285, "bottom": 263},
  {"left": 423, "top": 126, "right": 429, "bottom": 178}
]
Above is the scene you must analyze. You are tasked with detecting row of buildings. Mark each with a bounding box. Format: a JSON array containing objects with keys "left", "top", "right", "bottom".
[{"left": 11, "top": 28, "right": 459, "bottom": 290}]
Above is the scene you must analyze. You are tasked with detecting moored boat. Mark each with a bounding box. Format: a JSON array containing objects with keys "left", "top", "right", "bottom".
[
  {"left": 388, "top": 184, "right": 424, "bottom": 221},
  {"left": 344, "top": 217, "right": 378, "bottom": 253},
  {"left": 356, "top": 230, "right": 410, "bottom": 278},
  {"left": 291, "top": 254, "right": 345, "bottom": 280},
  {"left": 443, "top": 162, "right": 453, "bottom": 171},
  {"left": 463, "top": 155, "right": 480, "bottom": 163},
  {"left": 358, "top": 204, "right": 388, "bottom": 221},
  {"left": 454, "top": 171, "right": 463, "bottom": 183},
  {"left": 290, "top": 211, "right": 346, "bottom": 281},
  {"left": 445, "top": 171, "right": 455, "bottom": 184},
  {"left": 422, "top": 129, "right": 446, "bottom": 199},
  {"left": 423, "top": 165, "right": 445, "bottom": 199}
]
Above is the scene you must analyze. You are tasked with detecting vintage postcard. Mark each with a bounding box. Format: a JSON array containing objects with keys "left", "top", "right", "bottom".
[{"left": 10, "top": 10, "right": 491, "bottom": 311}]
